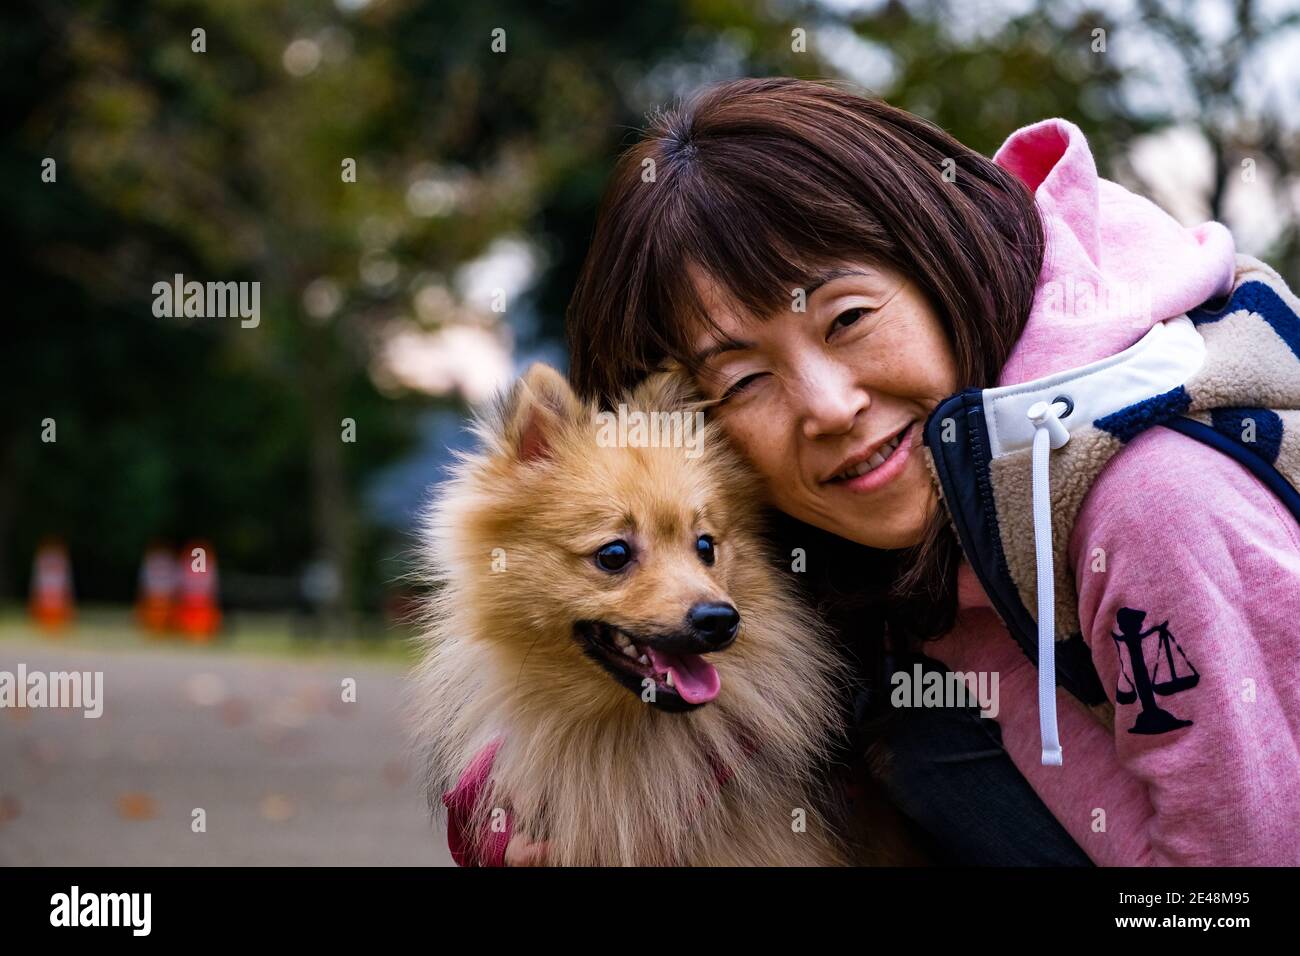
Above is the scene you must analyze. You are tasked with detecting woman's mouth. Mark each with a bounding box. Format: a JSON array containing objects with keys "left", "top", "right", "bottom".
[{"left": 824, "top": 422, "right": 915, "bottom": 494}]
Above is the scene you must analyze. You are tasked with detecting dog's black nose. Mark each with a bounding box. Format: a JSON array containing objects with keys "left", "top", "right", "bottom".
[{"left": 687, "top": 602, "right": 739, "bottom": 646}]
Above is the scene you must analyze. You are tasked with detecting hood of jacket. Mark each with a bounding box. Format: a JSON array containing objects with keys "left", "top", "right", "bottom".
[
  {"left": 991, "top": 118, "right": 1237, "bottom": 386},
  {"left": 922, "top": 118, "right": 1300, "bottom": 766}
]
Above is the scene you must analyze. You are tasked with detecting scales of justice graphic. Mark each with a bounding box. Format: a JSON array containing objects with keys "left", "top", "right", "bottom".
[{"left": 1112, "top": 607, "right": 1200, "bottom": 734}]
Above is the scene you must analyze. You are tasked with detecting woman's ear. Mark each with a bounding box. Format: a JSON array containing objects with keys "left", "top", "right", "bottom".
[{"left": 502, "top": 363, "right": 582, "bottom": 463}]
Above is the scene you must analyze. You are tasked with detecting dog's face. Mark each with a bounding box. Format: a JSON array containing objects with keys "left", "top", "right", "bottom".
[{"left": 449, "top": 364, "right": 763, "bottom": 713}]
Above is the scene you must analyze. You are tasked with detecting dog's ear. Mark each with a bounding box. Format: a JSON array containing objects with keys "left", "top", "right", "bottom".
[
  {"left": 502, "top": 363, "right": 581, "bottom": 463},
  {"left": 632, "top": 362, "right": 704, "bottom": 413}
]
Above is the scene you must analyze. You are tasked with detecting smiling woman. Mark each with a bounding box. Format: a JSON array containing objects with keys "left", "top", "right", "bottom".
[
  {"left": 567, "top": 76, "right": 1045, "bottom": 613},
  {"left": 687, "top": 261, "right": 958, "bottom": 550},
  {"left": 562, "top": 76, "right": 1300, "bottom": 867},
  {"left": 560, "top": 77, "right": 1091, "bottom": 866}
]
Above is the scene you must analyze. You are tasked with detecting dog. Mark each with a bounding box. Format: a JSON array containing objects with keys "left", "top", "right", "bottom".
[{"left": 410, "top": 364, "right": 903, "bottom": 865}]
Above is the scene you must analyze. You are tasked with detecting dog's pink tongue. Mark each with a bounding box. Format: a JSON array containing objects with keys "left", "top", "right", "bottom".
[{"left": 647, "top": 648, "right": 720, "bottom": 704}]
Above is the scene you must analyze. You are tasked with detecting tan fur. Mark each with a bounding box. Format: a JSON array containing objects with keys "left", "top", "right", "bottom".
[{"left": 409, "top": 365, "right": 878, "bottom": 866}]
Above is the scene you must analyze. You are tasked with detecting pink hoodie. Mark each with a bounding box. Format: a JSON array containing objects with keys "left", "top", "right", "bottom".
[{"left": 927, "top": 119, "right": 1300, "bottom": 865}]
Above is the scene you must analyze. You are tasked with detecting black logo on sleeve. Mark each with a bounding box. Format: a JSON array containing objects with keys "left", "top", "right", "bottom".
[{"left": 1112, "top": 607, "right": 1199, "bottom": 735}]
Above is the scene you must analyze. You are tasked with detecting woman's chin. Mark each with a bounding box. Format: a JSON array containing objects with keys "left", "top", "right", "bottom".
[
  {"left": 844, "top": 520, "right": 929, "bottom": 551},
  {"left": 794, "top": 482, "right": 936, "bottom": 550},
  {"left": 788, "top": 502, "right": 930, "bottom": 551}
]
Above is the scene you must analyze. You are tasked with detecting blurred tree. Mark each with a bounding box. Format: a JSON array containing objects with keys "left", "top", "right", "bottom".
[
  {"left": 3, "top": 0, "right": 1295, "bottom": 617},
  {"left": 2, "top": 0, "right": 840, "bottom": 615},
  {"left": 1129, "top": 0, "right": 1300, "bottom": 284},
  {"left": 833, "top": 0, "right": 1298, "bottom": 281}
]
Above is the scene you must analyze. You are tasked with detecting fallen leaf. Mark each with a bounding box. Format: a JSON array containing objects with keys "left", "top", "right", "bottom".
[
  {"left": 382, "top": 759, "right": 409, "bottom": 787},
  {"left": 259, "top": 793, "right": 296, "bottom": 822},
  {"left": 23, "top": 737, "right": 62, "bottom": 767},
  {"left": 131, "top": 735, "right": 167, "bottom": 763},
  {"left": 298, "top": 684, "right": 327, "bottom": 714},
  {"left": 185, "top": 673, "right": 226, "bottom": 707},
  {"left": 219, "top": 698, "right": 250, "bottom": 726},
  {"left": 266, "top": 697, "right": 308, "bottom": 729},
  {"left": 331, "top": 777, "right": 364, "bottom": 802},
  {"left": 117, "top": 792, "right": 158, "bottom": 821},
  {"left": 327, "top": 695, "right": 356, "bottom": 718},
  {"left": 0, "top": 794, "right": 21, "bottom": 826}
]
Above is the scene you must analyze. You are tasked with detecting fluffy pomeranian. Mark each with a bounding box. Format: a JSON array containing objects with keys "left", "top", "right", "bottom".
[{"left": 411, "top": 364, "right": 896, "bottom": 866}]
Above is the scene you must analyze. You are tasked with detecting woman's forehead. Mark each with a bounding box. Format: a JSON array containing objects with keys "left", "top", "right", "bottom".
[
  {"left": 686, "top": 258, "right": 893, "bottom": 350},
  {"left": 685, "top": 270, "right": 755, "bottom": 355}
]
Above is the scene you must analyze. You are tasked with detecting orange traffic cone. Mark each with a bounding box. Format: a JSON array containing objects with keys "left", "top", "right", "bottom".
[
  {"left": 171, "top": 540, "right": 221, "bottom": 642},
  {"left": 29, "top": 538, "right": 74, "bottom": 633},
  {"left": 135, "top": 543, "right": 176, "bottom": 635}
]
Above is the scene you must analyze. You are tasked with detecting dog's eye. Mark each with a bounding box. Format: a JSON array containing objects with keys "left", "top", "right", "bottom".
[
  {"left": 594, "top": 540, "right": 633, "bottom": 573},
  {"left": 695, "top": 534, "right": 716, "bottom": 566}
]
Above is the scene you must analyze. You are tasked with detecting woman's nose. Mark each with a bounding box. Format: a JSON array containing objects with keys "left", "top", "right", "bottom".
[{"left": 796, "top": 363, "right": 869, "bottom": 441}]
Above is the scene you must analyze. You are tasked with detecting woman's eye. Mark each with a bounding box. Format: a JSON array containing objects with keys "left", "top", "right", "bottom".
[
  {"left": 721, "top": 373, "right": 763, "bottom": 400},
  {"left": 594, "top": 540, "right": 633, "bottom": 573},
  {"left": 830, "top": 307, "right": 871, "bottom": 335},
  {"left": 695, "top": 534, "right": 716, "bottom": 565}
]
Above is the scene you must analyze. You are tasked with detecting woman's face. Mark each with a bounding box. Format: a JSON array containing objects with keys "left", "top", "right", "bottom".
[{"left": 690, "top": 261, "right": 960, "bottom": 549}]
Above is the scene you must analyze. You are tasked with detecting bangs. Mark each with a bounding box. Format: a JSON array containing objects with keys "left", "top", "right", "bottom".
[
  {"left": 641, "top": 143, "right": 882, "bottom": 380},
  {"left": 567, "top": 77, "right": 1045, "bottom": 407}
]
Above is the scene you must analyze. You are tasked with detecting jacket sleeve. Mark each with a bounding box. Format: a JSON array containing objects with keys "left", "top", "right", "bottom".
[
  {"left": 1070, "top": 427, "right": 1300, "bottom": 865},
  {"left": 442, "top": 738, "right": 512, "bottom": 867}
]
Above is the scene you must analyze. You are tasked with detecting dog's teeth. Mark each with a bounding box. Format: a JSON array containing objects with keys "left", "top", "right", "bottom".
[
  {"left": 621, "top": 644, "right": 638, "bottom": 659},
  {"left": 638, "top": 654, "right": 649, "bottom": 665},
  {"left": 614, "top": 633, "right": 631, "bottom": 649},
  {"left": 665, "top": 672, "right": 675, "bottom": 688}
]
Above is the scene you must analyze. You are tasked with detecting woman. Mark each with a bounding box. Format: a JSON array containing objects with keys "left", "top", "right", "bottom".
[{"left": 556, "top": 78, "right": 1300, "bottom": 865}]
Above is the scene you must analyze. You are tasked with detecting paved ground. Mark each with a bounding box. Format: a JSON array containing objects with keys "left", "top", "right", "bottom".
[{"left": 0, "top": 635, "right": 452, "bottom": 866}]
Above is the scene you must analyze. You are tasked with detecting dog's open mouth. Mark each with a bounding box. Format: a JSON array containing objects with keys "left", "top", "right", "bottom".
[{"left": 574, "top": 621, "right": 723, "bottom": 711}]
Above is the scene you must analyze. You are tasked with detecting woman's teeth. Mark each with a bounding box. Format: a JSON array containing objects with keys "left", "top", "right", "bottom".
[{"left": 833, "top": 427, "right": 907, "bottom": 481}]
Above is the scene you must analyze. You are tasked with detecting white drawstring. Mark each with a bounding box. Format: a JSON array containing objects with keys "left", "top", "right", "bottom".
[{"left": 1027, "top": 399, "right": 1071, "bottom": 766}]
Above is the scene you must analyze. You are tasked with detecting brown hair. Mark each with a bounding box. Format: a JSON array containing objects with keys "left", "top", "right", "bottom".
[{"left": 565, "top": 77, "right": 1045, "bottom": 644}]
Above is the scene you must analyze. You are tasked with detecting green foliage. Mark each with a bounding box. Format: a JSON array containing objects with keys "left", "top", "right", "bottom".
[{"left": 3, "top": 0, "right": 1293, "bottom": 609}]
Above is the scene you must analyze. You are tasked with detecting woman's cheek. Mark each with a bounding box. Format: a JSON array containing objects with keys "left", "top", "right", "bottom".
[{"left": 721, "top": 414, "right": 788, "bottom": 495}]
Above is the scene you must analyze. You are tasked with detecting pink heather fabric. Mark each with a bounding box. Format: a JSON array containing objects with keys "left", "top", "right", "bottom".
[
  {"left": 928, "top": 119, "right": 1300, "bottom": 864},
  {"left": 991, "top": 118, "right": 1236, "bottom": 384}
]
